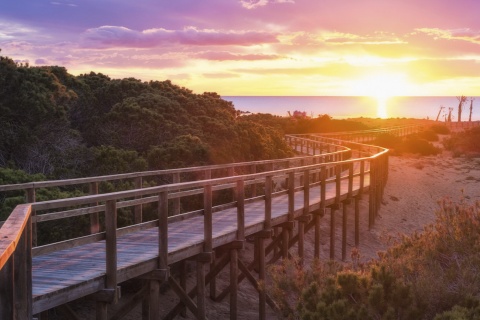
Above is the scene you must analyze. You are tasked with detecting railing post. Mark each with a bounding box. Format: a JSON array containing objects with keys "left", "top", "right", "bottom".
[
  {"left": 348, "top": 162, "right": 354, "bottom": 199},
  {"left": 0, "top": 255, "right": 14, "bottom": 319},
  {"left": 236, "top": 180, "right": 245, "bottom": 240},
  {"left": 335, "top": 164, "right": 341, "bottom": 205},
  {"left": 89, "top": 182, "right": 100, "bottom": 233},
  {"left": 264, "top": 176, "right": 272, "bottom": 230},
  {"left": 134, "top": 177, "right": 143, "bottom": 223},
  {"left": 26, "top": 188, "right": 36, "bottom": 246},
  {"left": 105, "top": 199, "right": 117, "bottom": 293},
  {"left": 172, "top": 173, "right": 180, "bottom": 217},
  {"left": 158, "top": 191, "right": 168, "bottom": 272},
  {"left": 250, "top": 164, "right": 257, "bottom": 198},
  {"left": 288, "top": 172, "right": 295, "bottom": 221},
  {"left": 369, "top": 159, "right": 376, "bottom": 229}
]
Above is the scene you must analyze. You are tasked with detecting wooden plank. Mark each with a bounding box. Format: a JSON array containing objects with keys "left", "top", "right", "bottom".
[{"left": 21, "top": 133, "right": 384, "bottom": 316}]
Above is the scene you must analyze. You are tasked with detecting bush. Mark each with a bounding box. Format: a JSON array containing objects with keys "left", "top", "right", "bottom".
[
  {"left": 399, "top": 136, "right": 440, "bottom": 156},
  {"left": 430, "top": 124, "right": 450, "bottom": 135},
  {"left": 269, "top": 197, "right": 480, "bottom": 319}
]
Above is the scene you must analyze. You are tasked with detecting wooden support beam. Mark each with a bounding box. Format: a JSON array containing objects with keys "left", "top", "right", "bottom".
[
  {"left": 57, "top": 304, "right": 82, "bottom": 320},
  {"left": 230, "top": 249, "right": 238, "bottom": 320},
  {"left": 96, "top": 301, "right": 107, "bottom": 320},
  {"left": 237, "top": 260, "right": 278, "bottom": 312},
  {"left": 180, "top": 261, "right": 187, "bottom": 317},
  {"left": 342, "top": 202, "right": 348, "bottom": 261},
  {"left": 197, "top": 260, "right": 207, "bottom": 320},
  {"left": 258, "top": 237, "right": 266, "bottom": 320},
  {"left": 148, "top": 280, "right": 160, "bottom": 320},
  {"left": 105, "top": 200, "right": 117, "bottom": 294},
  {"left": 164, "top": 252, "right": 230, "bottom": 320},
  {"left": 313, "top": 212, "right": 321, "bottom": 259},
  {"left": 281, "top": 225, "right": 289, "bottom": 260},
  {"left": 299, "top": 222, "right": 305, "bottom": 262},
  {"left": 355, "top": 196, "right": 360, "bottom": 247},
  {"left": 168, "top": 276, "right": 199, "bottom": 316},
  {"left": 210, "top": 254, "right": 217, "bottom": 301},
  {"left": 330, "top": 207, "right": 336, "bottom": 260},
  {"left": 109, "top": 286, "right": 148, "bottom": 320}
]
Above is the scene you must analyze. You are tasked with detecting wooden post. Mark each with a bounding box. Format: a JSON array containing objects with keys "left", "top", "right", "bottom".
[
  {"left": 158, "top": 191, "right": 168, "bottom": 272},
  {"left": 134, "top": 177, "right": 143, "bottom": 224},
  {"left": 97, "top": 199, "right": 117, "bottom": 319},
  {"left": 250, "top": 164, "right": 257, "bottom": 197},
  {"left": 303, "top": 169, "right": 310, "bottom": 214},
  {"left": 335, "top": 165, "right": 341, "bottom": 205},
  {"left": 204, "top": 185, "right": 213, "bottom": 253},
  {"left": 26, "top": 188, "right": 36, "bottom": 246},
  {"left": 330, "top": 207, "right": 335, "bottom": 260},
  {"left": 355, "top": 196, "right": 360, "bottom": 247},
  {"left": 105, "top": 200, "right": 117, "bottom": 291},
  {"left": 230, "top": 248, "right": 238, "bottom": 320},
  {"left": 359, "top": 161, "right": 365, "bottom": 195},
  {"left": 148, "top": 280, "right": 160, "bottom": 320},
  {"left": 180, "top": 262, "right": 187, "bottom": 317},
  {"left": 298, "top": 218, "right": 305, "bottom": 264},
  {"left": 197, "top": 261, "right": 206, "bottom": 320},
  {"left": 228, "top": 167, "right": 236, "bottom": 202},
  {"left": 315, "top": 166, "right": 326, "bottom": 259},
  {"left": 258, "top": 237, "right": 266, "bottom": 320},
  {"left": 348, "top": 163, "right": 353, "bottom": 199},
  {"left": 172, "top": 173, "right": 180, "bottom": 217},
  {"left": 0, "top": 255, "right": 14, "bottom": 320},
  {"left": 369, "top": 159, "right": 376, "bottom": 229},
  {"left": 342, "top": 202, "right": 348, "bottom": 261},
  {"left": 282, "top": 226, "right": 289, "bottom": 259},
  {"left": 288, "top": 172, "right": 294, "bottom": 222},
  {"left": 265, "top": 176, "right": 272, "bottom": 230},
  {"left": 89, "top": 182, "right": 100, "bottom": 234},
  {"left": 236, "top": 180, "right": 245, "bottom": 240}
]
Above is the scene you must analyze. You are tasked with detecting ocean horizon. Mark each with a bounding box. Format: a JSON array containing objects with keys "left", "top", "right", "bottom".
[{"left": 223, "top": 96, "right": 480, "bottom": 122}]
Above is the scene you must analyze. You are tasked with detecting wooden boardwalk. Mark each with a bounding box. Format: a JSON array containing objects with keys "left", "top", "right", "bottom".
[{"left": 0, "top": 129, "right": 416, "bottom": 320}]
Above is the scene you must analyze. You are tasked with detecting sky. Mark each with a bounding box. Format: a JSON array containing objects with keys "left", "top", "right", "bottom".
[{"left": 1, "top": 0, "right": 480, "bottom": 97}]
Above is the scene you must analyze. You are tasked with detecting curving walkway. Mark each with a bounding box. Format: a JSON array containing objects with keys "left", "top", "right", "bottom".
[{"left": 0, "top": 128, "right": 419, "bottom": 320}]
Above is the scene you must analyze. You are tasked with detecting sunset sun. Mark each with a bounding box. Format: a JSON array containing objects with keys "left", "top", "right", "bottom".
[{"left": 349, "top": 73, "right": 412, "bottom": 118}]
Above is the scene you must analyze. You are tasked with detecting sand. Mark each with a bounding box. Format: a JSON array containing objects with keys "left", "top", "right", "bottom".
[{"left": 64, "top": 127, "right": 480, "bottom": 320}]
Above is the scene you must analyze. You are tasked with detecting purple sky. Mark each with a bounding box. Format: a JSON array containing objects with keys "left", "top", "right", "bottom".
[{"left": 1, "top": 0, "right": 480, "bottom": 96}]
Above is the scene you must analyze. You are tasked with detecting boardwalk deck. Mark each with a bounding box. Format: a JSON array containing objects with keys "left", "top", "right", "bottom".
[
  {"left": 1, "top": 131, "right": 398, "bottom": 319},
  {"left": 31, "top": 172, "right": 370, "bottom": 314}
]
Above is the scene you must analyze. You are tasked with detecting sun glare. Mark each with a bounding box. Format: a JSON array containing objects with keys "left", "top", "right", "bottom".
[{"left": 349, "top": 73, "right": 411, "bottom": 118}]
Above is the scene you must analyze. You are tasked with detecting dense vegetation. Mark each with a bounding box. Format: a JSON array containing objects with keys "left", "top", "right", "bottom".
[
  {"left": 269, "top": 197, "right": 480, "bottom": 320},
  {"left": 443, "top": 126, "right": 480, "bottom": 157},
  {"left": 0, "top": 52, "right": 369, "bottom": 221}
]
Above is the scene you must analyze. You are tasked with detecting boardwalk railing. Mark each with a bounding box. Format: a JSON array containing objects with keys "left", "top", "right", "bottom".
[{"left": 0, "top": 127, "right": 415, "bottom": 319}]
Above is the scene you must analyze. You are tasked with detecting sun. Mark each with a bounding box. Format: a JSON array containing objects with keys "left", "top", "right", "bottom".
[{"left": 348, "top": 73, "right": 412, "bottom": 118}]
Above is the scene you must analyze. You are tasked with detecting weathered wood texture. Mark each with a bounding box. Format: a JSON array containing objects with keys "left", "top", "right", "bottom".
[{"left": 0, "top": 128, "right": 416, "bottom": 319}]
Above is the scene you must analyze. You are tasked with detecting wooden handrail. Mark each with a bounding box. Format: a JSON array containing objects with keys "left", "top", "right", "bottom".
[{"left": 0, "top": 127, "right": 402, "bottom": 318}]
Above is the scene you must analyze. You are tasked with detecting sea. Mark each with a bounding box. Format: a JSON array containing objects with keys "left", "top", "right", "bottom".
[{"left": 222, "top": 96, "right": 480, "bottom": 121}]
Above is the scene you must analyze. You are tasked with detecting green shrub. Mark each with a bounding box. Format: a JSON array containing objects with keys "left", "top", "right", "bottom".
[
  {"left": 430, "top": 124, "right": 450, "bottom": 135},
  {"left": 269, "top": 197, "right": 480, "bottom": 319}
]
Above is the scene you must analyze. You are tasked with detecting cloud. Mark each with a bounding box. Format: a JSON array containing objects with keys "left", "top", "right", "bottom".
[
  {"left": 240, "top": 0, "right": 294, "bottom": 9},
  {"left": 416, "top": 28, "right": 480, "bottom": 44},
  {"left": 195, "top": 51, "right": 280, "bottom": 61},
  {"left": 50, "top": 1, "right": 78, "bottom": 7},
  {"left": 82, "top": 26, "right": 279, "bottom": 48}
]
